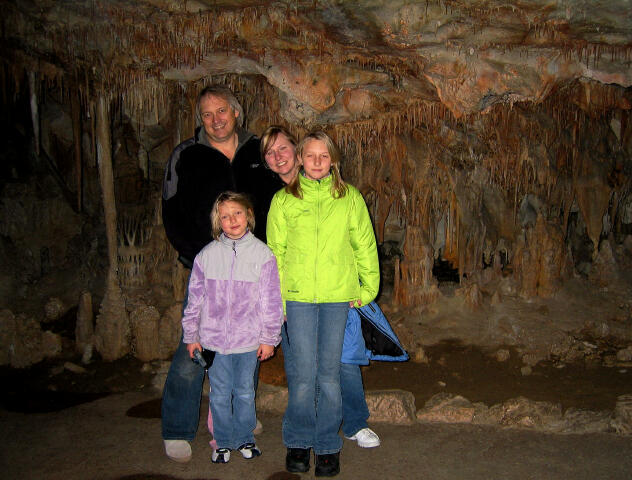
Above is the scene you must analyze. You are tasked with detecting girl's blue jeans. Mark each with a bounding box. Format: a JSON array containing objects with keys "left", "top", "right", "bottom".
[
  {"left": 282, "top": 301, "right": 349, "bottom": 455},
  {"left": 281, "top": 321, "right": 370, "bottom": 440},
  {"left": 208, "top": 350, "right": 258, "bottom": 450}
]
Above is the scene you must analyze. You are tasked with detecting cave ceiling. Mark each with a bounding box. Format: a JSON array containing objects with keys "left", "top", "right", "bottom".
[{"left": 3, "top": 0, "right": 632, "bottom": 126}]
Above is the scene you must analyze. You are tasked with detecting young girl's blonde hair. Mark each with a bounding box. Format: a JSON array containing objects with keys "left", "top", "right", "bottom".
[
  {"left": 210, "top": 191, "right": 255, "bottom": 240},
  {"left": 286, "top": 130, "right": 348, "bottom": 199}
]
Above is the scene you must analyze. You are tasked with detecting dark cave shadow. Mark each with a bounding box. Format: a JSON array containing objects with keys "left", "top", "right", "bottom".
[
  {"left": 125, "top": 396, "right": 210, "bottom": 419},
  {"left": 0, "top": 390, "right": 109, "bottom": 413}
]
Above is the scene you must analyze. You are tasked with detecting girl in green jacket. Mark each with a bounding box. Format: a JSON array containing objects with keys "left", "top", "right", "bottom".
[{"left": 266, "top": 131, "right": 379, "bottom": 477}]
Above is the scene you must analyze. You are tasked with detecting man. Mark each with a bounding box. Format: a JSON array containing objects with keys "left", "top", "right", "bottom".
[{"left": 161, "top": 85, "right": 275, "bottom": 462}]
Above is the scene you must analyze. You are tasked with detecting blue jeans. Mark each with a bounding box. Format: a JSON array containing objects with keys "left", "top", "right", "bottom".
[
  {"left": 340, "top": 363, "right": 370, "bottom": 437},
  {"left": 282, "top": 321, "right": 370, "bottom": 439},
  {"left": 283, "top": 301, "right": 348, "bottom": 455},
  {"left": 208, "top": 350, "right": 258, "bottom": 450},
  {"left": 161, "top": 335, "right": 205, "bottom": 441}
]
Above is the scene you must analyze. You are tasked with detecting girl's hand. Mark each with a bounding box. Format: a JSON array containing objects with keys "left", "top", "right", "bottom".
[
  {"left": 349, "top": 299, "right": 362, "bottom": 308},
  {"left": 258, "top": 344, "right": 275, "bottom": 361},
  {"left": 186, "top": 342, "right": 202, "bottom": 358}
]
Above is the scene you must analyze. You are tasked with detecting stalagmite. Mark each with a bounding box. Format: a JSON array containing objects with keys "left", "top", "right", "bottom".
[
  {"left": 93, "top": 95, "right": 130, "bottom": 362},
  {"left": 129, "top": 305, "right": 160, "bottom": 362}
]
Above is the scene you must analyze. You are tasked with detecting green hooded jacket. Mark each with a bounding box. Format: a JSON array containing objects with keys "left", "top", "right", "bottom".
[{"left": 266, "top": 174, "right": 379, "bottom": 307}]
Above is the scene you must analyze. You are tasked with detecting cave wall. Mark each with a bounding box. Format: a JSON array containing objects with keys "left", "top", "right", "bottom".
[{"left": 1, "top": 0, "right": 631, "bottom": 363}]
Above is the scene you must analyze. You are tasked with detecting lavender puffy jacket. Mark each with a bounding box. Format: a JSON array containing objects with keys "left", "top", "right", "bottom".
[{"left": 182, "top": 231, "right": 283, "bottom": 354}]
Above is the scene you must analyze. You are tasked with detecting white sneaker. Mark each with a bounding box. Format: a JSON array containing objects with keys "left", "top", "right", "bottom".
[
  {"left": 164, "top": 439, "right": 192, "bottom": 462},
  {"left": 238, "top": 442, "right": 262, "bottom": 459},
  {"left": 253, "top": 418, "right": 263, "bottom": 435},
  {"left": 345, "top": 427, "right": 381, "bottom": 448},
  {"left": 211, "top": 447, "right": 231, "bottom": 463}
]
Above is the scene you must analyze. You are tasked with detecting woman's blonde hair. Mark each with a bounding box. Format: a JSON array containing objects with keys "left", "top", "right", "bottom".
[
  {"left": 260, "top": 125, "right": 298, "bottom": 162},
  {"left": 287, "top": 130, "right": 348, "bottom": 199},
  {"left": 210, "top": 191, "right": 255, "bottom": 240}
]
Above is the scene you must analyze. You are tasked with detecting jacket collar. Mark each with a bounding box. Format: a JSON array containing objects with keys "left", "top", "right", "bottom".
[
  {"left": 299, "top": 172, "right": 332, "bottom": 191},
  {"left": 219, "top": 230, "right": 254, "bottom": 248}
]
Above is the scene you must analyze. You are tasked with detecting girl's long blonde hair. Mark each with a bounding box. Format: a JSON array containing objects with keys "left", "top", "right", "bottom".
[{"left": 286, "top": 131, "right": 348, "bottom": 199}]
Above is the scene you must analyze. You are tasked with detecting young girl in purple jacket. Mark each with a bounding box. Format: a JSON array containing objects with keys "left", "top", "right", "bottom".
[{"left": 182, "top": 191, "right": 283, "bottom": 464}]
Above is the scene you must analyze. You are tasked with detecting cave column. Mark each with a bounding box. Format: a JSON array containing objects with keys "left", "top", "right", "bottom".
[
  {"left": 96, "top": 96, "right": 119, "bottom": 277},
  {"left": 94, "top": 95, "right": 130, "bottom": 361}
]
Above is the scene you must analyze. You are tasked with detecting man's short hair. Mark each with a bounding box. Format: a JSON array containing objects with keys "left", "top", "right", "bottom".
[{"left": 196, "top": 86, "right": 244, "bottom": 127}]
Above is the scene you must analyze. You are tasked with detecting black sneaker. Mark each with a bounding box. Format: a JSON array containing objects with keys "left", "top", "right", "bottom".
[
  {"left": 286, "top": 447, "right": 310, "bottom": 472},
  {"left": 315, "top": 452, "right": 340, "bottom": 477}
]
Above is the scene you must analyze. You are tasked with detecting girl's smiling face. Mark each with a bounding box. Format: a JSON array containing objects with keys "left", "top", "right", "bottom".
[
  {"left": 218, "top": 200, "right": 249, "bottom": 239},
  {"left": 300, "top": 139, "right": 331, "bottom": 181}
]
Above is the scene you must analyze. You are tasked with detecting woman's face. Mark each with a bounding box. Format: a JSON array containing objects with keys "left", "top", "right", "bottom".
[
  {"left": 264, "top": 133, "right": 297, "bottom": 181},
  {"left": 300, "top": 139, "right": 331, "bottom": 181}
]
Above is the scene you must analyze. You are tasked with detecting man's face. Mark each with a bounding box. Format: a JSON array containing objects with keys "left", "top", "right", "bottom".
[{"left": 199, "top": 94, "right": 239, "bottom": 144}]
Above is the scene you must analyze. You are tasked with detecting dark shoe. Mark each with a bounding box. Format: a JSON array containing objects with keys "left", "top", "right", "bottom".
[
  {"left": 315, "top": 452, "right": 340, "bottom": 477},
  {"left": 286, "top": 447, "right": 310, "bottom": 473}
]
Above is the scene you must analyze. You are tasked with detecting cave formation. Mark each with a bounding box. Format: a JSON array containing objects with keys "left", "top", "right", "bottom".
[{"left": 1, "top": 1, "right": 631, "bottom": 382}]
